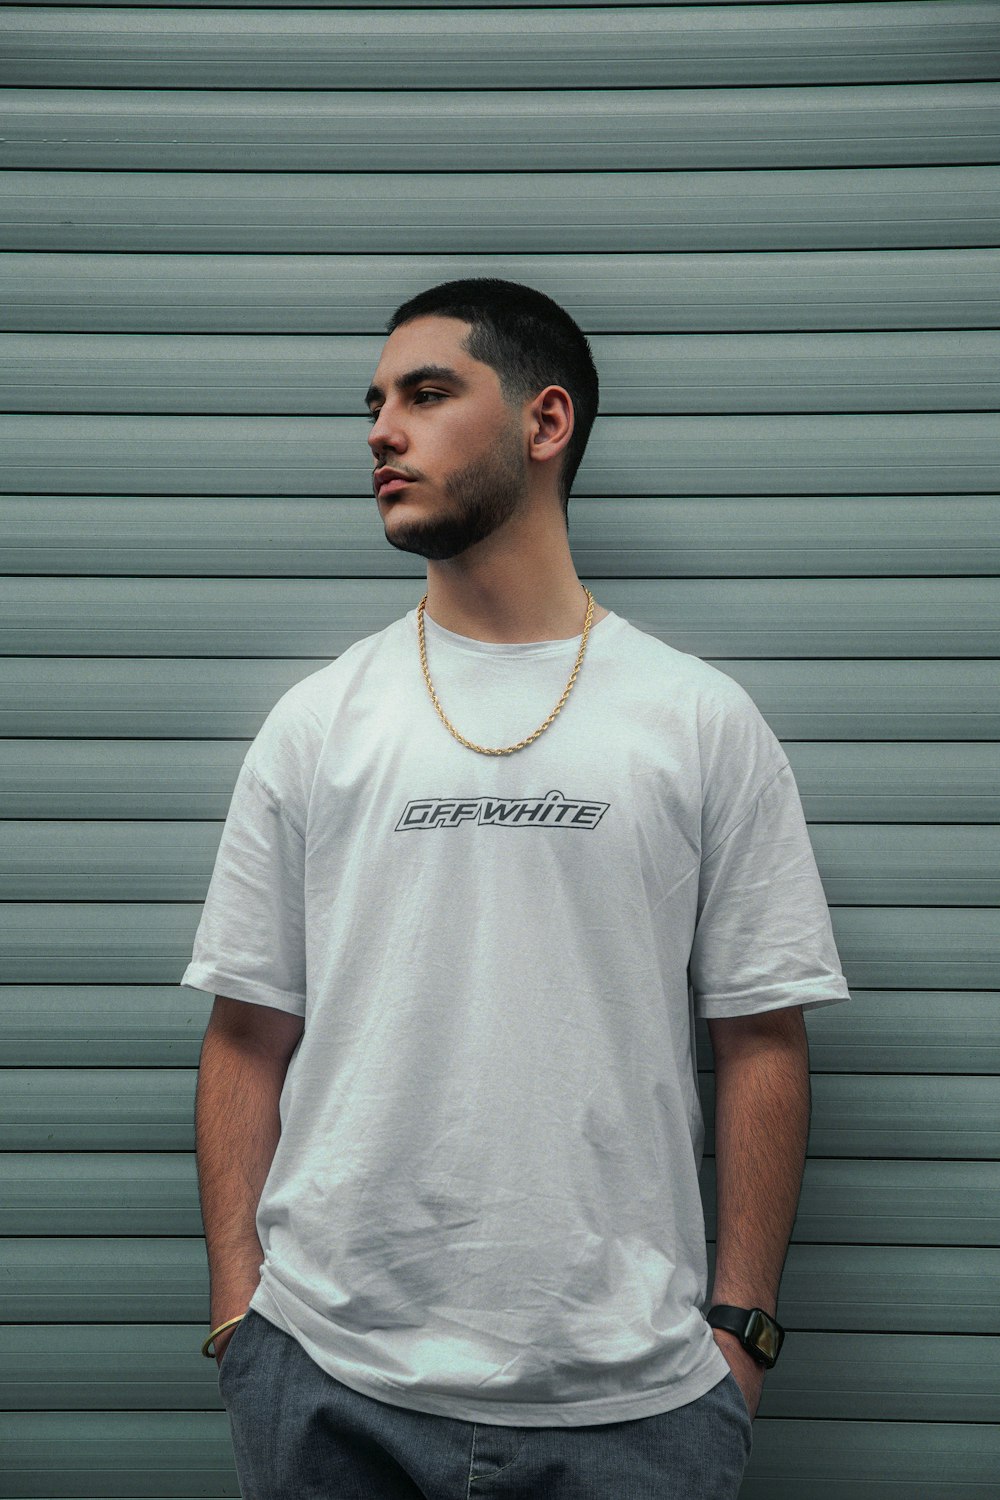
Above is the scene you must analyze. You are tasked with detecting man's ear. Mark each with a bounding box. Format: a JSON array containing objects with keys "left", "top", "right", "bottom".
[{"left": 528, "top": 385, "right": 574, "bottom": 462}]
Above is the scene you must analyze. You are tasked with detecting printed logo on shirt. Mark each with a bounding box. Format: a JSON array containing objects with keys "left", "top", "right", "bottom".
[{"left": 395, "top": 789, "right": 610, "bottom": 832}]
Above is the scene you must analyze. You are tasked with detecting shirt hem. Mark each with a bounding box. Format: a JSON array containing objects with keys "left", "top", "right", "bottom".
[
  {"left": 697, "top": 983, "right": 851, "bottom": 1019},
  {"left": 247, "top": 1279, "right": 734, "bottom": 1428},
  {"left": 180, "top": 962, "right": 306, "bottom": 1016}
]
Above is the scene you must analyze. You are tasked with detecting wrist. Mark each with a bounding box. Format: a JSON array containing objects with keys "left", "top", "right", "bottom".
[
  {"left": 210, "top": 1310, "right": 248, "bottom": 1330},
  {"left": 710, "top": 1292, "right": 777, "bottom": 1319},
  {"left": 210, "top": 1277, "right": 261, "bottom": 1327},
  {"left": 713, "top": 1327, "right": 753, "bottom": 1356},
  {"left": 202, "top": 1310, "right": 247, "bottom": 1360}
]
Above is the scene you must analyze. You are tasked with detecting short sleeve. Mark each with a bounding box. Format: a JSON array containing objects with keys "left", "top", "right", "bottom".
[
  {"left": 180, "top": 760, "right": 307, "bottom": 1016},
  {"left": 688, "top": 760, "right": 851, "bottom": 1019}
]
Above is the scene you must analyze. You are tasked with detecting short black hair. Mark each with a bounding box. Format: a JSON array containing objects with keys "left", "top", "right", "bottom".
[{"left": 386, "top": 278, "right": 599, "bottom": 522}]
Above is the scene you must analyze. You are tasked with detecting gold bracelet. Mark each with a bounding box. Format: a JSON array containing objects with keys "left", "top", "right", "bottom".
[{"left": 202, "top": 1312, "right": 245, "bottom": 1359}]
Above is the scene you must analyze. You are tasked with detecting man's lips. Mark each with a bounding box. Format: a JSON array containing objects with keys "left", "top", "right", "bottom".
[{"left": 378, "top": 478, "right": 414, "bottom": 497}]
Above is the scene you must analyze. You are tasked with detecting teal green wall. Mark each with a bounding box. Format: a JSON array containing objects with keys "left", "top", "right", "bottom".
[{"left": 1, "top": 2, "right": 998, "bottom": 1494}]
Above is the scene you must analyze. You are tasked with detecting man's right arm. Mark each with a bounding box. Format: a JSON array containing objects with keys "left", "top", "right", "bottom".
[{"left": 194, "top": 995, "right": 305, "bottom": 1362}]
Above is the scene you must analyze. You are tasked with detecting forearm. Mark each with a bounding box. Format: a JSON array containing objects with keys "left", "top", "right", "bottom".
[
  {"left": 709, "top": 1018, "right": 811, "bottom": 1315},
  {"left": 195, "top": 1025, "right": 288, "bottom": 1325}
]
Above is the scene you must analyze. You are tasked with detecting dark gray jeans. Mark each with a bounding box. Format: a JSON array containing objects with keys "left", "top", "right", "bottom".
[{"left": 218, "top": 1307, "right": 753, "bottom": 1499}]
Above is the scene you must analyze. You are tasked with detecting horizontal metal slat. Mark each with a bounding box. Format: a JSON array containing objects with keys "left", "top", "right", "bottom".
[
  {"left": 1, "top": 1239, "right": 996, "bottom": 1329},
  {"left": 4, "top": 412, "right": 998, "bottom": 495},
  {"left": 4, "top": 330, "right": 998, "bottom": 413},
  {"left": 0, "top": 0, "right": 887, "bottom": 6},
  {"left": 3, "top": 6, "right": 996, "bottom": 89},
  {"left": 0, "top": 1326, "right": 994, "bottom": 1421},
  {"left": 757, "top": 990, "right": 1000, "bottom": 1075},
  {"left": 1, "top": 1153, "right": 996, "bottom": 1242},
  {"left": 4, "top": 250, "right": 997, "bottom": 333},
  {"left": 1, "top": 496, "right": 996, "bottom": 578},
  {"left": 700, "top": 1074, "right": 1000, "bottom": 1157},
  {"left": 1, "top": 657, "right": 996, "bottom": 740},
  {"left": 763, "top": 1244, "right": 1000, "bottom": 1333},
  {"left": 0, "top": 1068, "right": 996, "bottom": 1156},
  {"left": 3, "top": 167, "right": 998, "bottom": 253},
  {"left": 3, "top": 818, "right": 998, "bottom": 905},
  {"left": 3, "top": 740, "right": 995, "bottom": 822},
  {"left": 3, "top": 82, "right": 998, "bottom": 171},
  {"left": 1, "top": 657, "right": 995, "bottom": 738},
  {"left": 0, "top": 1413, "right": 995, "bottom": 1497},
  {"left": 1, "top": 987, "right": 995, "bottom": 1074},
  {"left": 740, "top": 1420, "right": 999, "bottom": 1498},
  {"left": 1, "top": 576, "right": 997, "bottom": 656}
]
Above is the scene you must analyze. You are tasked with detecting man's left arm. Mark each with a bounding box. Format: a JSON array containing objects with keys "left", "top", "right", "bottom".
[{"left": 706, "top": 1003, "right": 811, "bottom": 1419}]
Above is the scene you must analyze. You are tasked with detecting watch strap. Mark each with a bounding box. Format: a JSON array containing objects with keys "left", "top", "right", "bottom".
[{"left": 706, "top": 1303, "right": 784, "bottom": 1368}]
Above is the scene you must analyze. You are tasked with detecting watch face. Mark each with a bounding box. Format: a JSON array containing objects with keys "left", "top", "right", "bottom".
[{"left": 746, "top": 1309, "right": 781, "bottom": 1365}]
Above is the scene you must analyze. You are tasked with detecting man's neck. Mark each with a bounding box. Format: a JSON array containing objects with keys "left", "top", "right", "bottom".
[{"left": 421, "top": 587, "right": 609, "bottom": 645}]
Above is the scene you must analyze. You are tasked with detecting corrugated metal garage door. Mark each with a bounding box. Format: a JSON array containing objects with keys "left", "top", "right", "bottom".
[{"left": 1, "top": 2, "right": 998, "bottom": 1493}]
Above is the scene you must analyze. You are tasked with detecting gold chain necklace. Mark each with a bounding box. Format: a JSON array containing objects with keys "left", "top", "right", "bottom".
[{"left": 417, "top": 586, "right": 596, "bottom": 756}]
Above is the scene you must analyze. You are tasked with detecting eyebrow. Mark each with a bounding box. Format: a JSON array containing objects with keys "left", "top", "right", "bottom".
[{"left": 364, "top": 364, "right": 469, "bottom": 412}]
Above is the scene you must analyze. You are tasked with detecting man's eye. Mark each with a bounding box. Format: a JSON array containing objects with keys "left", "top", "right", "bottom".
[{"left": 367, "top": 391, "right": 443, "bottom": 423}]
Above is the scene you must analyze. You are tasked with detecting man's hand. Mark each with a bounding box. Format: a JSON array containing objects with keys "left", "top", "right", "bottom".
[{"left": 712, "top": 1328, "right": 766, "bottom": 1420}]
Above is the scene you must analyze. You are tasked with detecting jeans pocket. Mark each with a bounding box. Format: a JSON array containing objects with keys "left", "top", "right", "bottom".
[
  {"left": 217, "top": 1308, "right": 256, "bottom": 1389},
  {"left": 724, "top": 1370, "right": 752, "bottom": 1425},
  {"left": 720, "top": 1370, "right": 754, "bottom": 1459}
]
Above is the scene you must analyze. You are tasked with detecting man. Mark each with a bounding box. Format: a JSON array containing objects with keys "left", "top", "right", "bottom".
[{"left": 184, "top": 278, "right": 851, "bottom": 1498}]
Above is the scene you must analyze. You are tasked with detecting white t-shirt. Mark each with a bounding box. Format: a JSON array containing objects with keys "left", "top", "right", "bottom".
[{"left": 182, "top": 605, "right": 850, "bottom": 1426}]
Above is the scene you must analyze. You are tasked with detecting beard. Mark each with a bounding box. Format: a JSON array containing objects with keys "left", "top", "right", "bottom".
[{"left": 379, "top": 418, "right": 530, "bottom": 562}]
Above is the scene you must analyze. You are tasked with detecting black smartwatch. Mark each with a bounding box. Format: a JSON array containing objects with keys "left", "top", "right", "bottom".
[{"left": 706, "top": 1304, "right": 785, "bottom": 1369}]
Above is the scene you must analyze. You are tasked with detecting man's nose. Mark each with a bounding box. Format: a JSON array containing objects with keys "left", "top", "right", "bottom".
[{"left": 368, "top": 412, "right": 399, "bottom": 455}]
